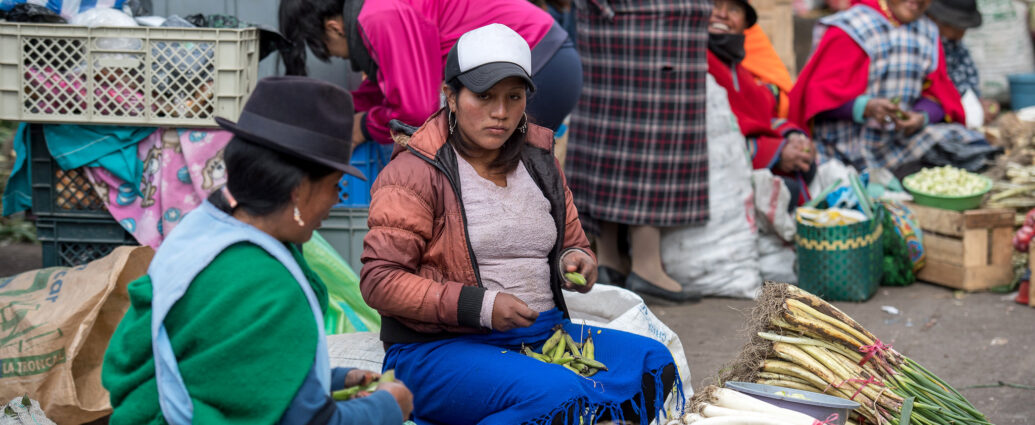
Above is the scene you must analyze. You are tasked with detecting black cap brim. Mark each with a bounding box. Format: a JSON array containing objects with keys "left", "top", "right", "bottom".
[
  {"left": 456, "top": 62, "right": 536, "bottom": 94},
  {"left": 215, "top": 116, "right": 367, "bottom": 181},
  {"left": 927, "top": 2, "right": 982, "bottom": 28}
]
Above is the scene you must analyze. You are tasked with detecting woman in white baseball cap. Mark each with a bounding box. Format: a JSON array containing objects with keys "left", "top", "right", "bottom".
[{"left": 360, "top": 24, "right": 681, "bottom": 424}]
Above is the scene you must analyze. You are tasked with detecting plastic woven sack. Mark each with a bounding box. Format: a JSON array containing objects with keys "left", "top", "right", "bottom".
[
  {"left": 795, "top": 209, "right": 884, "bottom": 302},
  {"left": 0, "top": 397, "right": 56, "bottom": 425},
  {"left": 878, "top": 203, "right": 915, "bottom": 286},
  {"left": 303, "top": 231, "right": 381, "bottom": 335},
  {"left": 882, "top": 200, "right": 925, "bottom": 271}
]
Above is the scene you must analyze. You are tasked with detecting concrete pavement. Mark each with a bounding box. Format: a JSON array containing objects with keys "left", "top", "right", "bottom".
[
  {"left": 1, "top": 243, "right": 1032, "bottom": 423},
  {"left": 650, "top": 282, "right": 1035, "bottom": 424}
]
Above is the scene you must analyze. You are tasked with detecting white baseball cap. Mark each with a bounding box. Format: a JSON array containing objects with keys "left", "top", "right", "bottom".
[{"left": 444, "top": 23, "right": 536, "bottom": 93}]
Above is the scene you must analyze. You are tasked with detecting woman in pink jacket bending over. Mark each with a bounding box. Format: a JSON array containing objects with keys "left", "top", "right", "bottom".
[{"left": 279, "top": 0, "right": 581, "bottom": 148}]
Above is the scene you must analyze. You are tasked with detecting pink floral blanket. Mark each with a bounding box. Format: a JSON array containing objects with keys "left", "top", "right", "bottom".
[{"left": 86, "top": 129, "right": 231, "bottom": 248}]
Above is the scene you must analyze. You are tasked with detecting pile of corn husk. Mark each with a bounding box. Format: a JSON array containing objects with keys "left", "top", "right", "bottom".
[
  {"left": 708, "top": 283, "right": 991, "bottom": 425},
  {"left": 983, "top": 112, "right": 1035, "bottom": 209}
]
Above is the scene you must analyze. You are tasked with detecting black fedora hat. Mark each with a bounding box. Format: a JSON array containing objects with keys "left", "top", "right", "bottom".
[
  {"left": 712, "top": 0, "right": 757, "bottom": 29},
  {"left": 927, "top": 0, "right": 982, "bottom": 29},
  {"left": 215, "top": 76, "right": 365, "bottom": 180},
  {"left": 734, "top": 0, "right": 758, "bottom": 28}
]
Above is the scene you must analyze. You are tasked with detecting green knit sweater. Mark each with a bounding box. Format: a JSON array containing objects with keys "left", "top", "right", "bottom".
[{"left": 102, "top": 243, "right": 329, "bottom": 425}]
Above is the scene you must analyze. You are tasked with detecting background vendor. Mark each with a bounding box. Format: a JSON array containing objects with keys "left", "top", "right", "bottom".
[
  {"left": 102, "top": 77, "right": 412, "bottom": 425},
  {"left": 708, "top": 0, "right": 816, "bottom": 208},
  {"left": 278, "top": 0, "right": 582, "bottom": 151},
  {"left": 789, "top": 0, "right": 999, "bottom": 176}
]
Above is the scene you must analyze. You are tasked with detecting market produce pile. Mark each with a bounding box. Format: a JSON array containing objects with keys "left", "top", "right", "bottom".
[
  {"left": 710, "top": 283, "right": 990, "bottom": 425},
  {"left": 796, "top": 207, "right": 868, "bottom": 227},
  {"left": 903, "top": 166, "right": 988, "bottom": 197},
  {"left": 520, "top": 325, "right": 607, "bottom": 377},
  {"left": 983, "top": 112, "right": 1035, "bottom": 209},
  {"left": 987, "top": 162, "right": 1035, "bottom": 209},
  {"left": 686, "top": 386, "right": 835, "bottom": 425},
  {"left": 332, "top": 370, "right": 396, "bottom": 401}
]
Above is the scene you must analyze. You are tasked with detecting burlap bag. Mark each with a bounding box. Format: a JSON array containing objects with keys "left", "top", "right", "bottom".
[{"left": 0, "top": 246, "right": 153, "bottom": 424}]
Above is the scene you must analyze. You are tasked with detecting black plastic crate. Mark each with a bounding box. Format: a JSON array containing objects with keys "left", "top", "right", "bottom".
[
  {"left": 36, "top": 217, "right": 137, "bottom": 267},
  {"left": 28, "top": 124, "right": 109, "bottom": 218}
]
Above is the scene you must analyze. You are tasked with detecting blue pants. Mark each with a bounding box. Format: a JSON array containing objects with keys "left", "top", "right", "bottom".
[
  {"left": 383, "top": 309, "right": 679, "bottom": 425},
  {"left": 527, "top": 40, "right": 582, "bottom": 132}
]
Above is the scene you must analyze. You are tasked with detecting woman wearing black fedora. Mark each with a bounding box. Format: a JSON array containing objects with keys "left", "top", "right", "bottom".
[
  {"left": 102, "top": 76, "right": 412, "bottom": 425},
  {"left": 360, "top": 24, "right": 680, "bottom": 424}
]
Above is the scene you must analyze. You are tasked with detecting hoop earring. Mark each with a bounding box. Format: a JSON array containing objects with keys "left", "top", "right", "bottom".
[
  {"left": 519, "top": 113, "right": 528, "bottom": 134},
  {"left": 293, "top": 206, "right": 306, "bottom": 227},
  {"left": 448, "top": 111, "right": 457, "bottom": 134}
]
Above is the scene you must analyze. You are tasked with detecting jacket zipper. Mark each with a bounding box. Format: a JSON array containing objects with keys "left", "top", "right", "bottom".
[{"left": 405, "top": 146, "right": 485, "bottom": 288}]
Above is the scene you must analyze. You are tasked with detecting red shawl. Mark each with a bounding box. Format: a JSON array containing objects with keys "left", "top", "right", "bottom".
[
  {"left": 708, "top": 51, "right": 803, "bottom": 171},
  {"left": 788, "top": 0, "right": 965, "bottom": 128}
]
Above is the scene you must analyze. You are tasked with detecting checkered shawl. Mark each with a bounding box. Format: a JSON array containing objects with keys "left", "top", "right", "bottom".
[
  {"left": 812, "top": 7, "right": 977, "bottom": 171},
  {"left": 565, "top": 0, "right": 712, "bottom": 233},
  {"left": 943, "top": 38, "right": 981, "bottom": 97}
]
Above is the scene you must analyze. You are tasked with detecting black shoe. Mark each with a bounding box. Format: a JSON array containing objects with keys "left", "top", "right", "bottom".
[
  {"left": 597, "top": 265, "right": 628, "bottom": 287},
  {"left": 626, "top": 272, "right": 700, "bottom": 303}
]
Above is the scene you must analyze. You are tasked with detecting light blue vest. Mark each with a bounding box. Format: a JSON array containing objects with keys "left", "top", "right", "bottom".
[{"left": 149, "top": 201, "right": 331, "bottom": 424}]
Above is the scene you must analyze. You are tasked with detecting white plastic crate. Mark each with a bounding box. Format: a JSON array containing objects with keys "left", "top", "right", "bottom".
[{"left": 0, "top": 23, "right": 258, "bottom": 127}]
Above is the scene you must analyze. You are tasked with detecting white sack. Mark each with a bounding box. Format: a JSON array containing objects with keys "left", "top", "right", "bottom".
[
  {"left": 808, "top": 159, "right": 858, "bottom": 199},
  {"left": 564, "top": 284, "right": 694, "bottom": 414},
  {"left": 963, "top": 0, "right": 1035, "bottom": 102},
  {"left": 752, "top": 169, "right": 796, "bottom": 242},
  {"left": 661, "top": 74, "right": 761, "bottom": 299},
  {"left": 758, "top": 233, "right": 798, "bottom": 283},
  {"left": 962, "top": 89, "right": 985, "bottom": 129}
]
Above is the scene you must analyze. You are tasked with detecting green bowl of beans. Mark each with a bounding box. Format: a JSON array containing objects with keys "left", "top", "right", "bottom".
[{"left": 903, "top": 166, "right": 992, "bottom": 211}]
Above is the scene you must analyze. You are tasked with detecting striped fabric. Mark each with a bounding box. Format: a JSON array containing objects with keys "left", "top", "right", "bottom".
[
  {"left": 811, "top": 6, "right": 979, "bottom": 171},
  {"left": 565, "top": 0, "right": 712, "bottom": 233}
]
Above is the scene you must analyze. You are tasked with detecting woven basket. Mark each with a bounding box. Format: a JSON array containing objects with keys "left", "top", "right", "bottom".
[{"left": 795, "top": 210, "right": 884, "bottom": 302}]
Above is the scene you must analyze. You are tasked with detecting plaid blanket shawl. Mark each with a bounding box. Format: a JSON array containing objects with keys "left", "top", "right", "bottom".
[{"left": 812, "top": 6, "right": 980, "bottom": 171}]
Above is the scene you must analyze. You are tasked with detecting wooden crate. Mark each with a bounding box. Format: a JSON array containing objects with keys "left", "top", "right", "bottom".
[
  {"left": 908, "top": 203, "right": 1014, "bottom": 291},
  {"left": 1029, "top": 249, "right": 1035, "bottom": 307}
]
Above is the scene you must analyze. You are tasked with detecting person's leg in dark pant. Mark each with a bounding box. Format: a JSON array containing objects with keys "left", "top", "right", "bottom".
[{"left": 527, "top": 40, "right": 583, "bottom": 131}]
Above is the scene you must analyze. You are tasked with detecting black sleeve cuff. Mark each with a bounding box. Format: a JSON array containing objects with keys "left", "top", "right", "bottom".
[
  {"left": 457, "top": 286, "right": 486, "bottom": 328},
  {"left": 360, "top": 112, "right": 373, "bottom": 142}
]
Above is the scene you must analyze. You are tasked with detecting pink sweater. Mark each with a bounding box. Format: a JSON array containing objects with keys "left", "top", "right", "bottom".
[{"left": 351, "top": 0, "right": 555, "bottom": 143}]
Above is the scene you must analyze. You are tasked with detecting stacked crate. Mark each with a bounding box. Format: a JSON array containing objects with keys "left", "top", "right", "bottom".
[
  {"left": 1, "top": 23, "right": 258, "bottom": 266},
  {"left": 27, "top": 124, "right": 137, "bottom": 266}
]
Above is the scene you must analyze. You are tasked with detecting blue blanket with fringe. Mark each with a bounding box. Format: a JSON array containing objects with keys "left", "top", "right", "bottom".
[{"left": 383, "top": 308, "right": 681, "bottom": 425}]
